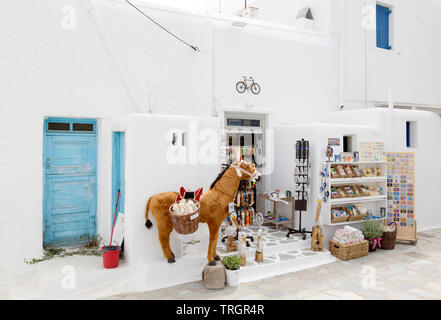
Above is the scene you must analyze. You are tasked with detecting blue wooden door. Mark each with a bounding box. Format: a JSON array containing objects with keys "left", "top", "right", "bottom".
[
  {"left": 43, "top": 118, "right": 97, "bottom": 246},
  {"left": 111, "top": 132, "right": 125, "bottom": 223}
]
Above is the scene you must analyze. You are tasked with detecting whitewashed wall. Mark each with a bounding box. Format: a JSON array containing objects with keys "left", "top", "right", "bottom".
[
  {"left": 339, "top": 0, "right": 441, "bottom": 109},
  {"left": 120, "top": 114, "right": 221, "bottom": 290},
  {"left": 0, "top": 0, "right": 336, "bottom": 270},
  {"left": 1, "top": 0, "right": 441, "bottom": 271},
  {"left": 212, "top": 18, "right": 338, "bottom": 125}
]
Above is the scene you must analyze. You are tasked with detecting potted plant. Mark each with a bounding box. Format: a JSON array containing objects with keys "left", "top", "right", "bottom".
[
  {"left": 222, "top": 255, "right": 241, "bottom": 286},
  {"left": 362, "top": 221, "right": 384, "bottom": 252}
]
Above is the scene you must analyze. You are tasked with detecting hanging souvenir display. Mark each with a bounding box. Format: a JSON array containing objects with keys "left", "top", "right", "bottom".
[
  {"left": 286, "top": 139, "right": 312, "bottom": 240},
  {"left": 386, "top": 152, "right": 417, "bottom": 243},
  {"left": 319, "top": 162, "right": 330, "bottom": 203},
  {"left": 359, "top": 142, "right": 386, "bottom": 162}
]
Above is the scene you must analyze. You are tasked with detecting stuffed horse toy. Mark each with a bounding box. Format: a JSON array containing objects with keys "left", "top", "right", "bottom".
[{"left": 145, "top": 159, "right": 261, "bottom": 265}]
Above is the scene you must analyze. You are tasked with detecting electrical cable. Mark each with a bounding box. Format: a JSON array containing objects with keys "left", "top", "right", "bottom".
[{"left": 124, "top": 0, "right": 199, "bottom": 52}]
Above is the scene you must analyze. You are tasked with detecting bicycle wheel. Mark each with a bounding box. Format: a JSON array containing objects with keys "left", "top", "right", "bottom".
[
  {"left": 236, "top": 81, "right": 247, "bottom": 93},
  {"left": 251, "top": 83, "right": 261, "bottom": 94}
]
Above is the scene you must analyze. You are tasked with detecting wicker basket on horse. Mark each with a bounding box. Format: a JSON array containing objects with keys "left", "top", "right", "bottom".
[{"left": 169, "top": 202, "right": 200, "bottom": 235}]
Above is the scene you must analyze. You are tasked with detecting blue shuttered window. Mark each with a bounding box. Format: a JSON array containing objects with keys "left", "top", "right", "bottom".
[{"left": 376, "top": 4, "right": 392, "bottom": 50}]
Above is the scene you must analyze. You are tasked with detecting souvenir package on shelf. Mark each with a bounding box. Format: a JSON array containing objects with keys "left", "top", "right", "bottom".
[
  {"left": 331, "top": 163, "right": 383, "bottom": 179},
  {"left": 331, "top": 184, "right": 383, "bottom": 199},
  {"left": 331, "top": 207, "right": 349, "bottom": 223}
]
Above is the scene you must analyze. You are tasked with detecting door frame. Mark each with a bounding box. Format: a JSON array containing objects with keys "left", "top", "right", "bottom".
[{"left": 42, "top": 117, "right": 98, "bottom": 246}]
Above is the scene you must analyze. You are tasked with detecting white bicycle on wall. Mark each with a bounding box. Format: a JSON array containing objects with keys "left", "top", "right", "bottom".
[{"left": 236, "top": 76, "right": 261, "bottom": 94}]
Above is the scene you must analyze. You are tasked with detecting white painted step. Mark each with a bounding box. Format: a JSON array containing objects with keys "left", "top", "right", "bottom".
[{"left": 239, "top": 248, "right": 336, "bottom": 283}]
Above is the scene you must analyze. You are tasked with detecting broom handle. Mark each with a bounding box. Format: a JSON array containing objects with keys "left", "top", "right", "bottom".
[
  {"left": 315, "top": 199, "right": 322, "bottom": 224},
  {"left": 109, "top": 189, "right": 120, "bottom": 246}
]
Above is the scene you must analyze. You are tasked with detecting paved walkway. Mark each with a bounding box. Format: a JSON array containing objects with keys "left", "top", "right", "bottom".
[{"left": 105, "top": 228, "right": 441, "bottom": 300}]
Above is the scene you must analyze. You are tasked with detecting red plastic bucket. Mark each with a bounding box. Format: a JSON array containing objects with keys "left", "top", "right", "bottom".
[{"left": 101, "top": 246, "right": 120, "bottom": 269}]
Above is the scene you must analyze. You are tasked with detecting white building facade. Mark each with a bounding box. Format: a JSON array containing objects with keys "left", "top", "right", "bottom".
[{"left": 1, "top": 0, "right": 440, "bottom": 271}]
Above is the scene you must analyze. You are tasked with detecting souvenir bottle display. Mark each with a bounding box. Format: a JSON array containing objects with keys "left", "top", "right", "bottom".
[{"left": 225, "top": 145, "right": 258, "bottom": 227}]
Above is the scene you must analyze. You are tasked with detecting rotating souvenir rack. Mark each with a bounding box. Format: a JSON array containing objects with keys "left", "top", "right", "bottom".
[{"left": 287, "top": 139, "right": 312, "bottom": 240}]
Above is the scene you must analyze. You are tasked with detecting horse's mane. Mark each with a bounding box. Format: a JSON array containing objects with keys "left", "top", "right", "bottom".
[{"left": 210, "top": 164, "right": 231, "bottom": 189}]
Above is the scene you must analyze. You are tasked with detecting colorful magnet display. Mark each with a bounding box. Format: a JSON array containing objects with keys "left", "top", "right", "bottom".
[{"left": 386, "top": 152, "right": 415, "bottom": 228}]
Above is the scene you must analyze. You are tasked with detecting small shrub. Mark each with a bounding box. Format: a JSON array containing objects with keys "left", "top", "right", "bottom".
[
  {"left": 362, "top": 221, "right": 384, "bottom": 239},
  {"left": 222, "top": 255, "right": 241, "bottom": 270}
]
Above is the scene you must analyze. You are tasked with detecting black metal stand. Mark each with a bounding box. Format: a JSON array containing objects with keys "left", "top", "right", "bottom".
[
  {"left": 286, "top": 210, "right": 312, "bottom": 240},
  {"left": 287, "top": 138, "right": 312, "bottom": 241}
]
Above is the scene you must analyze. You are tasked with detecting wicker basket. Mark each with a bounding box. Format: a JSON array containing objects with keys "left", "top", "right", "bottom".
[
  {"left": 381, "top": 223, "right": 397, "bottom": 250},
  {"left": 331, "top": 214, "right": 350, "bottom": 224},
  {"left": 331, "top": 207, "right": 350, "bottom": 224},
  {"left": 329, "top": 240, "right": 369, "bottom": 261},
  {"left": 348, "top": 213, "right": 367, "bottom": 222},
  {"left": 169, "top": 202, "right": 200, "bottom": 235}
]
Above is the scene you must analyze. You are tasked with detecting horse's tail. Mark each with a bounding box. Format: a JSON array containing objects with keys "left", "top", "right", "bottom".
[{"left": 145, "top": 197, "right": 153, "bottom": 229}]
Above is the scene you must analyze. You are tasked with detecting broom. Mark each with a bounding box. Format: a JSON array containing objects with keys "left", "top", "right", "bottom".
[{"left": 311, "top": 199, "right": 324, "bottom": 252}]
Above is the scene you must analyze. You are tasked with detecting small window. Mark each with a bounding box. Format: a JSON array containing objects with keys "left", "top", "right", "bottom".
[
  {"left": 376, "top": 4, "right": 392, "bottom": 50},
  {"left": 48, "top": 122, "right": 70, "bottom": 131},
  {"left": 227, "top": 118, "right": 261, "bottom": 127},
  {"left": 406, "top": 121, "right": 417, "bottom": 148},
  {"left": 343, "top": 135, "right": 353, "bottom": 153},
  {"left": 73, "top": 123, "right": 94, "bottom": 131},
  {"left": 182, "top": 132, "right": 186, "bottom": 146}
]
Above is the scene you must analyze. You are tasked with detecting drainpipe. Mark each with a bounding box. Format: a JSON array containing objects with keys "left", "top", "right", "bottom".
[{"left": 87, "top": 0, "right": 145, "bottom": 113}]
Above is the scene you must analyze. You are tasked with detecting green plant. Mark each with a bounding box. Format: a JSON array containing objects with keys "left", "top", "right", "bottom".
[
  {"left": 222, "top": 255, "right": 241, "bottom": 270},
  {"left": 25, "top": 234, "right": 103, "bottom": 264},
  {"left": 362, "top": 221, "right": 384, "bottom": 239}
]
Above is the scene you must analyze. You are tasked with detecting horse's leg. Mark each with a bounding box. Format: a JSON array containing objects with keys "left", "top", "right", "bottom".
[
  {"left": 212, "top": 229, "right": 221, "bottom": 261},
  {"left": 207, "top": 222, "right": 218, "bottom": 266},
  {"left": 157, "top": 220, "right": 175, "bottom": 263},
  {"left": 207, "top": 222, "right": 221, "bottom": 266}
]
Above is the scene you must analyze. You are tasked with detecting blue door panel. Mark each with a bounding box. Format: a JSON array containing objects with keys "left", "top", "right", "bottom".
[
  {"left": 52, "top": 212, "right": 89, "bottom": 224},
  {"left": 45, "top": 135, "right": 96, "bottom": 175},
  {"left": 376, "top": 4, "right": 391, "bottom": 50},
  {"left": 49, "top": 177, "right": 92, "bottom": 214},
  {"left": 112, "top": 132, "right": 125, "bottom": 223},
  {"left": 43, "top": 118, "right": 97, "bottom": 246}
]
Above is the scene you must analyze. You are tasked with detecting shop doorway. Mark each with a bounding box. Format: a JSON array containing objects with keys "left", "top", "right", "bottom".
[
  {"left": 43, "top": 118, "right": 97, "bottom": 247},
  {"left": 223, "top": 112, "right": 267, "bottom": 220},
  {"left": 111, "top": 132, "right": 125, "bottom": 223}
]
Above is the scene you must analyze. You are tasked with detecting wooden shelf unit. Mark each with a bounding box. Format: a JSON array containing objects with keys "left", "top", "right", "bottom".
[
  {"left": 259, "top": 193, "right": 295, "bottom": 231},
  {"left": 324, "top": 161, "right": 388, "bottom": 226}
]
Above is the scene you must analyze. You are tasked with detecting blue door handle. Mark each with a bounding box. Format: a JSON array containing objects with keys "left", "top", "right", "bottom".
[{"left": 45, "top": 158, "right": 51, "bottom": 169}]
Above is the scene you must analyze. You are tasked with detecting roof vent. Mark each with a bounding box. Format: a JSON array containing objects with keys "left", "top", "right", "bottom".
[{"left": 296, "top": 7, "right": 314, "bottom": 20}]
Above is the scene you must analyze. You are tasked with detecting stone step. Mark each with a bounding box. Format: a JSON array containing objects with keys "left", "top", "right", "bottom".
[
  {"left": 238, "top": 249, "right": 336, "bottom": 283},
  {"left": 217, "top": 231, "right": 312, "bottom": 258}
]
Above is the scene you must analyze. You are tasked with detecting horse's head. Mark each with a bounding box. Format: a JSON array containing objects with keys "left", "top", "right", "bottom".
[{"left": 231, "top": 160, "right": 262, "bottom": 183}]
